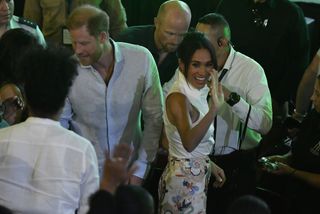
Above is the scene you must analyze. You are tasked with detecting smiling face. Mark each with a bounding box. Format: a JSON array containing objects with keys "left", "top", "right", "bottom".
[
  {"left": 180, "top": 48, "right": 214, "bottom": 90},
  {"left": 0, "top": 0, "right": 14, "bottom": 26}
]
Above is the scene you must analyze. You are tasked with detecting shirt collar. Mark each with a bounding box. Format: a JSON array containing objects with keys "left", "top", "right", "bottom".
[
  {"left": 26, "top": 117, "right": 61, "bottom": 126},
  {"left": 111, "top": 39, "right": 124, "bottom": 64},
  {"left": 221, "top": 45, "right": 236, "bottom": 72},
  {"left": 177, "top": 69, "right": 209, "bottom": 97},
  {"left": 78, "top": 39, "right": 123, "bottom": 69},
  {"left": 8, "top": 16, "right": 19, "bottom": 30}
]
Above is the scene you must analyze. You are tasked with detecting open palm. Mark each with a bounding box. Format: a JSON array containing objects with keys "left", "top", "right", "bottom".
[{"left": 209, "top": 69, "right": 224, "bottom": 112}]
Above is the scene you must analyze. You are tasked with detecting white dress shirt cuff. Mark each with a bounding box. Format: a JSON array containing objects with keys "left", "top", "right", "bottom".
[{"left": 133, "top": 159, "right": 148, "bottom": 179}]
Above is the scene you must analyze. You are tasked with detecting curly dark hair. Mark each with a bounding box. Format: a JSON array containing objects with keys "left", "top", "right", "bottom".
[
  {"left": 177, "top": 31, "right": 217, "bottom": 78},
  {"left": 0, "top": 204, "right": 13, "bottom": 214},
  {"left": 20, "top": 47, "right": 78, "bottom": 117},
  {"left": 0, "top": 28, "right": 41, "bottom": 86}
]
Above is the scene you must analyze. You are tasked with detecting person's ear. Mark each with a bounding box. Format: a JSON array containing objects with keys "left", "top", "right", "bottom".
[
  {"left": 178, "top": 59, "right": 185, "bottom": 73},
  {"left": 217, "top": 37, "right": 223, "bottom": 47},
  {"left": 99, "top": 31, "right": 108, "bottom": 43},
  {"left": 217, "top": 37, "right": 229, "bottom": 47},
  {"left": 154, "top": 17, "right": 158, "bottom": 27}
]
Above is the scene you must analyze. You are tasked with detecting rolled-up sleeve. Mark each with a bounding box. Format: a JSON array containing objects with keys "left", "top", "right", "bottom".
[{"left": 232, "top": 66, "right": 272, "bottom": 135}]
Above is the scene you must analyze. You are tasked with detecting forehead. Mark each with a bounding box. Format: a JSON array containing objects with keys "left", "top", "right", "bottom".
[
  {"left": 69, "top": 25, "right": 96, "bottom": 40},
  {"left": 70, "top": 25, "right": 90, "bottom": 35},
  {"left": 159, "top": 13, "right": 189, "bottom": 31},
  {"left": 191, "top": 48, "right": 211, "bottom": 61}
]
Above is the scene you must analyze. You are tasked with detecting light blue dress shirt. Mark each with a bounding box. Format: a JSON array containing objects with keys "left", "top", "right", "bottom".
[{"left": 60, "top": 40, "right": 163, "bottom": 178}]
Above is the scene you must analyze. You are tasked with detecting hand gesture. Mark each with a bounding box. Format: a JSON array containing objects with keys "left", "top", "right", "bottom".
[
  {"left": 100, "top": 144, "right": 138, "bottom": 193},
  {"left": 208, "top": 69, "right": 224, "bottom": 114}
]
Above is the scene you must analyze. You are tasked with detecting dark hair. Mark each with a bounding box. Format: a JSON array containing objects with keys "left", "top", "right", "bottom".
[
  {"left": 115, "top": 185, "right": 154, "bottom": 214},
  {"left": 0, "top": 28, "right": 41, "bottom": 86},
  {"left": 227, "top": 195, "right": 271, "bottom": 214},
  {"left": 177, "top": 31, "right": 217, "bottom": 77},
  {"left": 198, "top": 13, "right": 231, "bottom": 40},
  {"left": 67, "top": 5, "right": 109, "bottom": 37},
  {"left": 0, "top": 204, "right": 13, "bottom": 214},
  {"left": 20, "top": 47, "right": 78, "bottom": 117}
]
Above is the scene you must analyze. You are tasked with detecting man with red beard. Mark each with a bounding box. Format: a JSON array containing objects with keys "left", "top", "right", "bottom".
[{"left": 60, "top": 5, "right": 163, "bottom": 186}]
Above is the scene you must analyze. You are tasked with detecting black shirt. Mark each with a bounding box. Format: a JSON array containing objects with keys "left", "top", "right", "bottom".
[
  {"left": 115, "top": 25, "right": 178, "bottom": 86},
  {"left": 292, "top": 109, "right": 320, "bottom": 173},
  {"left": 217, "top": 0, "right": 310, "bottom": 104}
]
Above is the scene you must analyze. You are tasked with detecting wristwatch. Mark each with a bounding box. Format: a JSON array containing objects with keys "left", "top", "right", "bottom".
[{"left": 226, "top": 92, "right": 240, "bottom": 106}]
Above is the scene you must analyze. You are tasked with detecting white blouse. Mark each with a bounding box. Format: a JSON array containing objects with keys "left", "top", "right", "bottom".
[{"left": 163, "top": 71, "right": 214, "bottom": 158}]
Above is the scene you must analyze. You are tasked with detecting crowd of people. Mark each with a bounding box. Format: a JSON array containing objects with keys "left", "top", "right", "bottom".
[{"left": 0, "top": 0, "right": 319, "bottom": 214}]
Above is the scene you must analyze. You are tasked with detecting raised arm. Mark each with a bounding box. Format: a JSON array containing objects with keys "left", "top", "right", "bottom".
[{"left": 167, "top": 70, "right": 223, "bottom": 152}]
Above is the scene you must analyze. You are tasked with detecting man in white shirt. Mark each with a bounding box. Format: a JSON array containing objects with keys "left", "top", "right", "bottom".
[
  {"left": 195, "top": 13, "right": 272, "bottom": 213},
  {"left": 60, "top": 5, "right": 163, "bottom": 185},
  {"left": 0, "top": 47, "right": 99, "bottom": 214},
  {"left": 196, "top": 13, "right": 272, "bottom": 154}
]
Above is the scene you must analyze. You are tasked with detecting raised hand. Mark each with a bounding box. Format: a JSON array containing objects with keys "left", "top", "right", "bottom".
[
  {"left": 100, "top": 144, "right": 138, "bottom": 193},
  {"left": 208, "top": 69, "right": 224, "bottom": 113}
]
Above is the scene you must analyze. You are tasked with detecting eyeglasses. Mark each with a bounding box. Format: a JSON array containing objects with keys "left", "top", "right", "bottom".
[{"left": 251, "top": 7, "right": 269, "bottom": 28}]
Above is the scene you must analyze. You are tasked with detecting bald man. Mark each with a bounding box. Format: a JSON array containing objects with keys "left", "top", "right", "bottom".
[{"left": 116, "top": 0, "right": 191, "bottom": 85}]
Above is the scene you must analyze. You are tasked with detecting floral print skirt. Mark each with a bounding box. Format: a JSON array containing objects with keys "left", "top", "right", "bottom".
[{"left": 158, "top": 156, "right": 211, "bottom": 214}]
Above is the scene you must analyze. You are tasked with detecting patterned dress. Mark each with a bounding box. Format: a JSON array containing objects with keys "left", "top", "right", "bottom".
[{"left": 158, "top": 71, "right": 214, "bottom": 214}]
